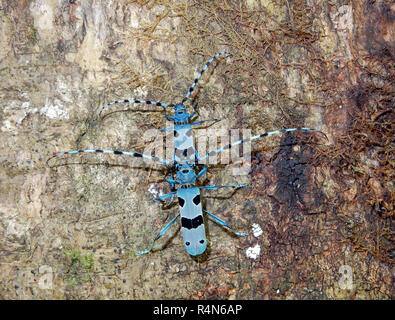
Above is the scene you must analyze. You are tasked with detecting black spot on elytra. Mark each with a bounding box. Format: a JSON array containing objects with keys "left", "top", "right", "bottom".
[
  {"left": 192, "top": 215, "right": 203, "bottom": 228},
  {"left": 178, "top": 197, "right": 185, "bottom": 207},
  {"left": 181, "top": 215, "right": 203, "bottom": 230},
  {"left": 181, "top": 217, "right": 192, "bottom": 229},
  {"left": 193, "top": 195, "right": 200, "bottom": 206}
]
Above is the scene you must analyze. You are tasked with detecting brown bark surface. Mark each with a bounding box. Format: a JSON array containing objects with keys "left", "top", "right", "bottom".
[{"left": 0, "top": 0, "right": 393, "bottom": 299}]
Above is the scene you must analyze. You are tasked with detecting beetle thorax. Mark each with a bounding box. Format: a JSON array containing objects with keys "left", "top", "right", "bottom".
[{"left": 176, "top": 164, "right": 197, "bottom": 185}]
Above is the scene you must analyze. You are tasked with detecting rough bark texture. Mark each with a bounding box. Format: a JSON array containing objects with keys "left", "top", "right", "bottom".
[{"left": 0, "top": 0, "right": 393, "bottom": 299}]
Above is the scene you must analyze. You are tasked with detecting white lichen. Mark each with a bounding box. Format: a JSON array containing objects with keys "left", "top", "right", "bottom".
[
  {"left": 252, "top": 223, "right": 263, "bottom": 237},
  {"left": 39, "top": 99, "right": 69, "bottom": 119},
  {"left": 246, "top": 244, "right": 261, "bottom": 260},
  {"left": 147, "top": 183, "right": 162, "bottom": 199}
]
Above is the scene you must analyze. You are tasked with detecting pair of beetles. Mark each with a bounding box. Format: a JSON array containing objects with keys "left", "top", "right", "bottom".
[{"left": 48, "top": 52, "right": 326, "bottom": 256}]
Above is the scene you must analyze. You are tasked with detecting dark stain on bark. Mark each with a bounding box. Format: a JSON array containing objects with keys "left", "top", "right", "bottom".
[{"left": 272, "top": 133, "right": 326, "bottom": 218}]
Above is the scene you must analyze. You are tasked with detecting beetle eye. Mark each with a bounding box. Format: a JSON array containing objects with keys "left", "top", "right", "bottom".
[
  {"left": 182, "top": 169, "right": 189, "bottom": 174},
  {"left": 185, "top": 242, "right": 190, "bottom": 246}
]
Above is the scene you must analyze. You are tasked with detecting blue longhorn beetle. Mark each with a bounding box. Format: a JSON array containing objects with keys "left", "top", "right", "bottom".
[{"left": 138, "top": 163, "right": 248, "bottom": 256}]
